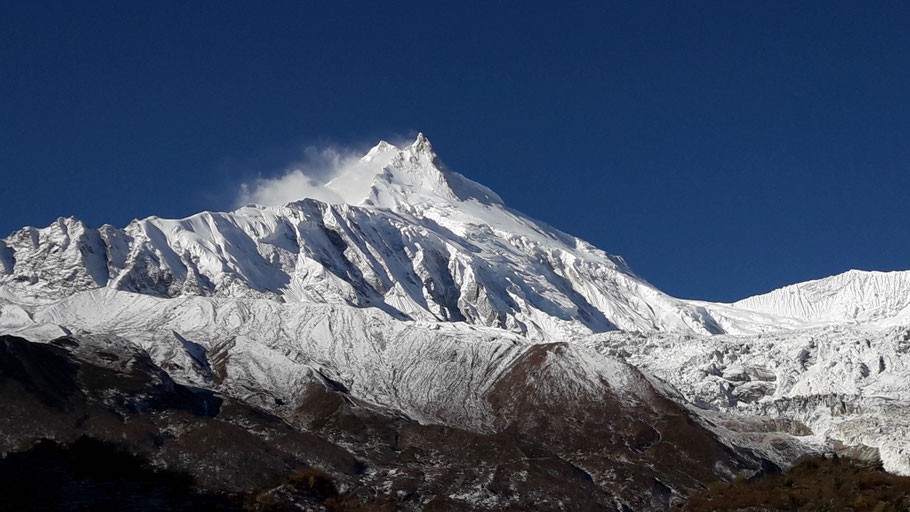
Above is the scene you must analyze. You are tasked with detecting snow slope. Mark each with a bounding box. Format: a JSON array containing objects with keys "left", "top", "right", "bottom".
[
  {"left": 0, "top": 286, "right": 663, "bottom": 433},
  {"left": 731, "top": 269, "right": 910, "bottom": 327}
]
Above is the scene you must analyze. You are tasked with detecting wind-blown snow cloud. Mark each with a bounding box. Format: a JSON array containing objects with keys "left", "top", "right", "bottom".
[
  {"left": 236, "top": 146, "right": 360, "bottom": 207},
  {"left": 236, "top": 132, "right": 420, "bottom": 207}
]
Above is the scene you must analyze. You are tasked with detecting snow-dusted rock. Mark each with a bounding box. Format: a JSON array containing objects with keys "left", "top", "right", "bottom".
[{"left": 583, "top": 325, "right": 910, "bottom": 474}]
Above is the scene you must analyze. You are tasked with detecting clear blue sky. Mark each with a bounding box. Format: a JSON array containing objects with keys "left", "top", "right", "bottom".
[{"left": 2, "top": 2, "right": 908, "bottom": 302}]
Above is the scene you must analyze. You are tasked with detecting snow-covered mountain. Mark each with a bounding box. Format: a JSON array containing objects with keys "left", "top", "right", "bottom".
[
  {"left": 2, "top": 133, "right": 910, "bottom": 508},
  {"left": 0, "top": 134, "right": 729, "bottom": 339},
  {"left": 3, "top": 135, "right": 906, "bottom": 338},
  {"left": 731, "top": 269, "right": 910, "bottom": 327}
]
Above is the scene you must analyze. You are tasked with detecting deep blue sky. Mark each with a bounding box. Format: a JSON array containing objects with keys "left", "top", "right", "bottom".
[{"left": 2, "top": 2, "right": 908, "bottom": 302}]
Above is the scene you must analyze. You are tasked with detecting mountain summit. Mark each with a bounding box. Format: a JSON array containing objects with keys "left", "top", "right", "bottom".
[{"left": 317, "top": 133, "right": 504, "bottom": 209}]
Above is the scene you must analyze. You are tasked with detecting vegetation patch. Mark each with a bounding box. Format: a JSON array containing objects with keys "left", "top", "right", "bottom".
[{"left": 683, "top": 455, "right": 910, "bottom": 511}]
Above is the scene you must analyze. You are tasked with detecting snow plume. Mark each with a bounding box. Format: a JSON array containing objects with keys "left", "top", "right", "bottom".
[{"left": 236, "top": 145, "right": 362, "bottom": 207}]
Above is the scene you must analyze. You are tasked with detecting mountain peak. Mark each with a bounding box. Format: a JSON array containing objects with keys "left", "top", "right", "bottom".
[
  {"left": 409, "top": 132, "right": 434, "bottom": 155},
  {"left": 360, "top": 133, "right": 511, "bottom": 210},
  {"left": 364, "top": 140, "right": 398, "bottom": 160},
  {"left": 315, "top": 133, "right": 502, "bottom": 210}
]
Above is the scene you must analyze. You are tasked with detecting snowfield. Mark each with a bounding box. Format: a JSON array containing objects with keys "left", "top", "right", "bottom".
[{"left": 2, "top": 134, "right": 909, "bottom": 478}]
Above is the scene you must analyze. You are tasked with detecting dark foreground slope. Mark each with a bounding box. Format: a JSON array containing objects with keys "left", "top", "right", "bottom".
[
  {"left": 0, "top": 334, "right": 764, "bottom": 510},
  {"left": 0, "top": 437, "right": 242, "bottom": 511},
  {"left": 682, "top": 456, "right": 910, "bottom": 511}
]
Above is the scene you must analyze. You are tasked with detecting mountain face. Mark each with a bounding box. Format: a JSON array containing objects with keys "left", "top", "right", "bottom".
[
  {"left": 2, "top": 135, "right": 905, "bottom": 338},
  {"left": 1, "top": 134, "right": 909, "bottom": 510},
  {"left": 0, "top": 135, "right": 725, "bottom": 339}
]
